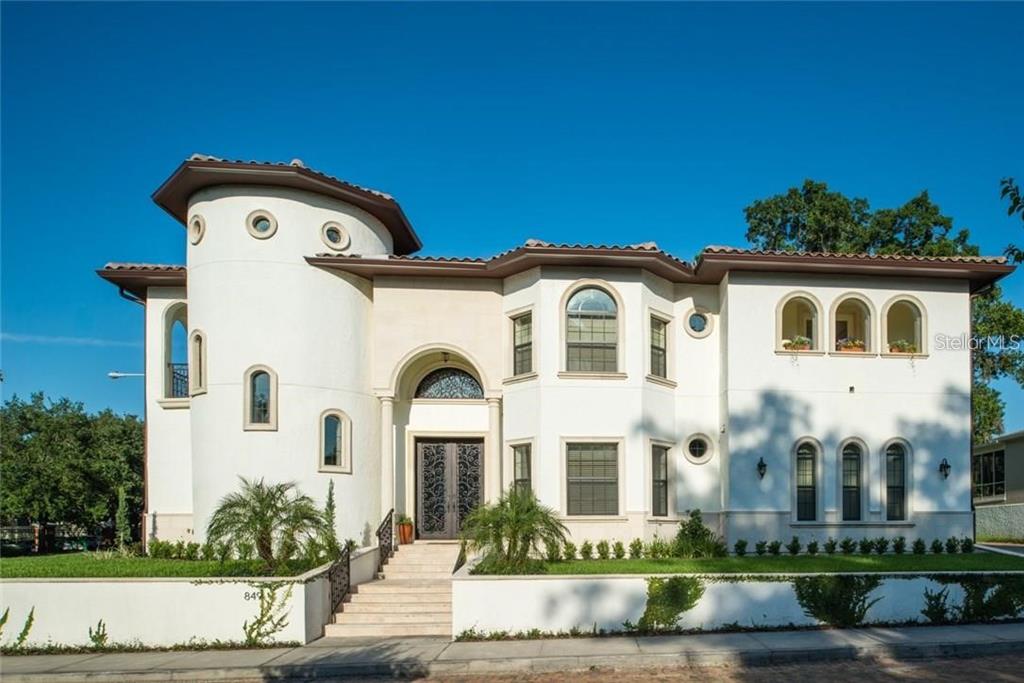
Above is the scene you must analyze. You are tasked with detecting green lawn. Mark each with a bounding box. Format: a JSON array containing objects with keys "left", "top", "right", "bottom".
[
  {"left": 530, "top": 553, "right": 1024, "bottom": 575},
  {"left": 0, "top": 553, "right": 319, "bottom": 579}
]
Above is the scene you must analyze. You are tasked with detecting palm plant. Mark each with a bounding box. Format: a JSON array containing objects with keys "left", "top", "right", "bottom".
[
  {"left": 460, "top": 488, "right": 567, "bottom": 572},
  {"left": 206, "top": 477, "right": 327, "bottom": 572}
]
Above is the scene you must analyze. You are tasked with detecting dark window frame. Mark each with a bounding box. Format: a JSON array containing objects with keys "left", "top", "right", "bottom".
[
  {"left": 651, "top": 444, "right": 669, "bottom": 517},
  {"left": 972, "top": 449, "right": 1006, "bottom": 499},
  {"left": 841, "top": 443, "right": 862, "bottom": 521},
  {"left": 796, "top": 442, "right": 817, "bottom": 521},
  {"left": 513, "top": 313, "right": 533, "bottom": 376},
  {"left": 512, "top": 443, "right": 532, "bottom": 494},
  {"left": 886, "top": 443, "right": 907, "bottom": 520},
  {"left": 650, "top": 315, "right": 668, "bottom": 379}
]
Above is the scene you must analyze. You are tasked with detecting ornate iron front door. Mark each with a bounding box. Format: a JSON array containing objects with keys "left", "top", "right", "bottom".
[{"left": 415, "top": 439, "right": 484, "bottom": 540}]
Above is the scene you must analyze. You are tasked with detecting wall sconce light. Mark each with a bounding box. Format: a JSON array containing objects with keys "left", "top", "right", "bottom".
[
  {"left": 757, "top": 457, "right": 767, "bottom": 479},
  {"left": 938, "top": 458, "right": 951, "bottom": 479}
]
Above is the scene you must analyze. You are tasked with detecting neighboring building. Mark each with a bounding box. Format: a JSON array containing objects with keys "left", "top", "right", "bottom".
[
  {"left": 99, "top": 155, "right": 1015, "bottom": 548},
  {"left": 972, "top": 430, "right": 1024, "bottom": 540}
]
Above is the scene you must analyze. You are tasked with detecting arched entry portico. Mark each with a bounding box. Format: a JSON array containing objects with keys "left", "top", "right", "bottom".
[{"left": 377, "top": 345, "right": 501, "bottom": 539}]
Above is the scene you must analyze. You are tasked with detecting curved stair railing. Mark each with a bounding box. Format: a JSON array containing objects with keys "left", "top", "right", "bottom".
[{"left": 376, "top": 508, "right": 395, "bottom": 573}]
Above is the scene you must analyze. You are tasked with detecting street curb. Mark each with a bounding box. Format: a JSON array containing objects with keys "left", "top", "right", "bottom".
[{"left": 2, "top": 637, "right": 1022, "bottom": 681}]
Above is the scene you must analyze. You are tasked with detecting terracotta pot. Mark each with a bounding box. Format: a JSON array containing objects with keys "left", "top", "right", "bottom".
[
  {"left": 398, "top": 522, "right": 414, "bottom": 545},
  {"left": 787, "top": 344, "right": 811, "bottom": 351},
  {"left": 890, "top": 346, "right": 913, "bottom": 354},
  {"left": 840, "top": 346, "right": 865, "bottom": 353}
]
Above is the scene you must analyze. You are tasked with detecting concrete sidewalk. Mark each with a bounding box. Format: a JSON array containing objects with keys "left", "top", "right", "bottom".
[{"left": 1, "top": 622, "right": 1022, "bottom": 681}]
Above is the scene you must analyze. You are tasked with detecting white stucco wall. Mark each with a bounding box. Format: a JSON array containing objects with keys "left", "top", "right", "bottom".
[
  {"left": 144, "top": 287, "right": 194, "bottom": 542},
  {"left": 452, "top": 573, "right": 973, "bottom": 636},
  {"left": 722, "top": 272, "right": 973, "bottom": 543},
  {"left": 184, "top": 186, "right": 382, "bottom": 544}
]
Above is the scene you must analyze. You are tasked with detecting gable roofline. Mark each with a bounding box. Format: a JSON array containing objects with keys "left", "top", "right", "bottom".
[{"left": 151, "top": 155, "right": 423, "bottom": 256}]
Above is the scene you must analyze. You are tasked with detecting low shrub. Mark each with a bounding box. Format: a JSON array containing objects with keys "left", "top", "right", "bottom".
[
  {"left": 893, "top": 537, "right": 906, "bottom": 555},
  {"left": 183, "top": 543, "right": 201, "bottom": 561},
  {"left": 767, "top": 540, "right": 782, "bottom": 556},
  {"left": 858, "top": 538, "right": 875, "bottom": 555},
  {"left": 172, "top": 540, "right": 187, "bottom": 560},
  {"left": 945, "top": 537, "right": 960, "bottom": 554},
  {"left": 755, "top": 540, "right": 768, "bottom": 556},
  {"left": 216, "top": 542, "right": 233, "bottom": 564},
  {"left": 912, "top": 538, "right": 927, "bottom": 555},
  {"left": 200, "top": 543, "right": 217, "bottom": 562},
  {"left": 579, "top": 541, "right": 594, "bottom": 560},
  {"left": 596, "top": 540, "right": 610, "bottom": 560},
  {"left": 806, "top": 540, "right": 819, "bottom": 555},
  {"left": 562, "top": 541, "right": 577, "bottom": 561},
  {"left": 646, "top": 536, "right": 673, "bottom": 560},
  {"left": 733, "top": 539, "right": 748, "bottom": 557},
  {"left": 961, "top": 537, "right": 975, "bottom": 553},
  {"left": 931, "top": 539, "right": 944, "bottom": 555},
  {"left": 840, "top": 538, "right": 856, "bottom": 555},
  {"left": 613, "top": 541, "right": 626, "bottom": 559},
  {"left": 786, "top": 536, "right": 802, "bottom": 556},
  {"left": 628, "top": 538, "right": 643, "bottom": 559},
  {"left": 673, "top": 509, "right": 727, "bottom": 558},
  {"left": 874, "top": 537, "right": 890, "bottom": 555},
  {"left": 823, "top": 538, "right": 837, "bottom": 555},
  {"left": 544, "top": 540, "right": 561, "bottom": 562}
]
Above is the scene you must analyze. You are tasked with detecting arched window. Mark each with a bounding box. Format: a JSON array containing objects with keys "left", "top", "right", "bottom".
[
  {"left": 841, "top": 442, "right": 862, "bottom": 521},
  {"left": 414, "top": 368, "right": 484, "bottom": 399},
  {"left": 885, "top": 299, "right": 924, "bottom": 354},
  {"left": 566, "top": 287, "right": 618, "bottom": 372},
  {"left": 320, "top": 410, "right": 352, "bottom": 473},
  {"left": 795, "top": 441, "right": 818, "bottom": 521},
  {"left": 243, "top": 365, "right": 278, "bottom": 430},
  {"left": 189, "top": 330, "right": 207, "bottom": 396},
  {"left": 164, "top": 303, "right": 188, "bottom": 399},
  {"left": 885, "top": 442, "right": 907, "bottom": 520},
  {"left": 832, "top": 296, "right": 872, "bottom": 352},
  {"left": 777, "top": 294, "right": 820, "bottom": 351}
]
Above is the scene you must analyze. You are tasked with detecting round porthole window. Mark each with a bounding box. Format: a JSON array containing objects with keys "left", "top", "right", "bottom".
[
  {"left": 320, "top": 221, "right": 351, "bottom": 251},
  {"left": 685, "top": 307, "right": 713, "bottom": 339},
  {"left": 246, "top": 210, "right": 278, "bottom": 239},
  {"left": 188, "top": 215, "right": 206, "bottom": 245},
  {"left": 685, "top": 435, "right": 713, "bottom": 464}
]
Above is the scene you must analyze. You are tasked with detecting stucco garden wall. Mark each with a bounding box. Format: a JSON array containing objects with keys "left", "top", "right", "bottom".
[
  {"left": 452, "top": 570, "right": 1022, "bottom": 637},
  {"left": 976, "top": 503, "right": 1024, "bottom": 540}
]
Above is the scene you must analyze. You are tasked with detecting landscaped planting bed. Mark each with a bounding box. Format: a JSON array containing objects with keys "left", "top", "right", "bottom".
[
  {"left": 531, "top": 553, "right": 1024, "bottom": 575},
  {"left": 0, "top": 552, "right": 319, "bottom": 578}
]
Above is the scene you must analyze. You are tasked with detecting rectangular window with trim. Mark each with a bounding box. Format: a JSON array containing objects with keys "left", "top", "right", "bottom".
[
  {"left": 566, "top": 442, "right": 618, "bottom": 515},
  {"left": 651, "top": 444, "right": 669, "bottom": 516},
  {"left": 513, "top": 313, "right": 533, "bottom": 376},
  {"left": 513, "top": 443, "right": 532, "bottom": 494},
  {"left": 972, "top": 450, "right": 1005, "bottom": 499},
  {"left": 650, "top": 316, "right": 667, "bottom": 379}
]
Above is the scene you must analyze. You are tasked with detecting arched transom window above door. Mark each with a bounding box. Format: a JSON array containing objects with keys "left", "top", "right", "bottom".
[{"left": 414, "top": 367, "right": 484, "bottom": 399}]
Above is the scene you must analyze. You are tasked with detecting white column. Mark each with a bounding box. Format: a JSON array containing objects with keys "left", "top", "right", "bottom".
[
  {"left": 486, "top": 397, "right": 502, "bottom": 501},
  {"left": 379, "top": 396, "right": 395, "bottom": 517}
]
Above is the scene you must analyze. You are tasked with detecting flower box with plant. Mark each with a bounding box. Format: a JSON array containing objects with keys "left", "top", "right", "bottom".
[
  {"left": 782, "top": 335, "right": 813, "bottom": 351},
  {"left": 838, "top": 338, "right": 866, "bottom": 353},
  {"left": 888, "top": 339, "right": 918, "bottom": 354},
  {"left": 396, "top": 514, "right": 414, "bottom": 545}
]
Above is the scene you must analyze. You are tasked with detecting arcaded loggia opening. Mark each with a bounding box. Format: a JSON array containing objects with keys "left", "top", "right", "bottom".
[
  {"left": 778, "top": 295, "right": 819, "bottom": 351},
  {"left": 886, "top": 299, "right": 923, "bottom": 353},
  {"left": 833, "top": 298, "right": 871, "bottom": 352}
]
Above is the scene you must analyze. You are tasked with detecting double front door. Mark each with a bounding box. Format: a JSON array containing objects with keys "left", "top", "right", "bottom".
[{"left": 415, "top": 439, "right": 484, "bottom": 540}]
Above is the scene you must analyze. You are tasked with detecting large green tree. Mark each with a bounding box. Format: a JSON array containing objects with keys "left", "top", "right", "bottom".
[
  {"left": 0, "top": 393, "right": 143, "bottom": 530},
  {"left": 743, "top": 181, "right": 1024, "bottom": 443},
  {"left": 1004, "top": 177, "right": 1024, "bottom": 263}
]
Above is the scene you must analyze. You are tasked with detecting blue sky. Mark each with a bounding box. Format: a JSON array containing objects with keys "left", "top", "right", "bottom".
[{"left": 2, "top": 2, "right": 1022, "bottom": 426}]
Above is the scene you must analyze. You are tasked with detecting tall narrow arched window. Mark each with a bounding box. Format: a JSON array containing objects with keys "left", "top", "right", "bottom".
[
  {"left": 566, "top": 287, "right": 618, "bottom": 372},
  {"left": 320, "top": 410, "right": 352, "bottom": 473},
  {"left": 414, "top": 368, "right": 484, "bottom": 399},
  {"left": 795, "top": 441, "right": 817, "bottom": 521},
  {"left": 885, "top": 299, "right": 924, "bottom": 354},
  {"left": 886, "top": 442, "right": 907, "bottom": 520},
  {"left": 832, "top": 296, "right": 872, "bottom": 352},
  {"left": 163, "top": 303, "right": 188, "bottom": 399},
  {"left": 841, "top": 443, "right": 862, "bottom": 521},
  {"left": 189, "top": 330, "right": 207, "bottom": 396},
  {"left": 243, "top": 365, "right": 278, "bottom": 430},
  {"left": 777, "top": 294, "right": 820, "bottom": 351}
]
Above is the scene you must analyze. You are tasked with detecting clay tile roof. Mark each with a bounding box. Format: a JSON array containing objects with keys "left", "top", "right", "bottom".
[
  {"left": 97, "top": 262, "right": 186, "bottom": 299},
  {"left": 153, "top": 156, "right": 422, "bottom": 255},
  {"left": 699, "top": 245, "right": 1008, "bottom": 265}
]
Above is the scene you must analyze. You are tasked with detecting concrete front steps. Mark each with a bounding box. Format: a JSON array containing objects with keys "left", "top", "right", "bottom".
[{"left": 324, "top": 541, "right": 460, "bottom": 638}]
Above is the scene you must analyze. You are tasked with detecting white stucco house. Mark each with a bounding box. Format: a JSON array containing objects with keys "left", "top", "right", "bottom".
[{"left": 99, "top": 155, "right": 1015, "bottom": 549}]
